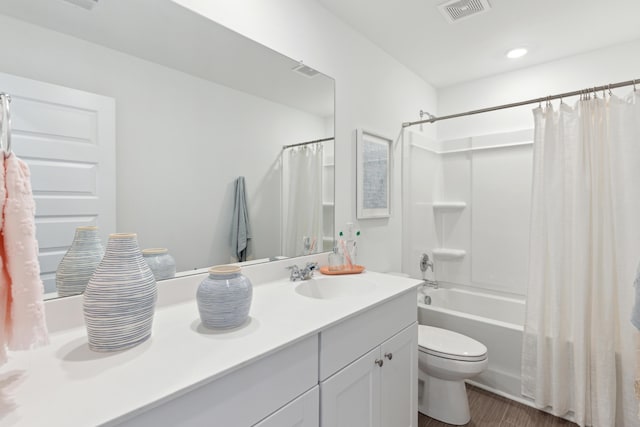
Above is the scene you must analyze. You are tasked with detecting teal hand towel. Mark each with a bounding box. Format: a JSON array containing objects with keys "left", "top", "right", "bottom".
[{"left": 231, "top": 176, "right": 251, "bottom": 262}]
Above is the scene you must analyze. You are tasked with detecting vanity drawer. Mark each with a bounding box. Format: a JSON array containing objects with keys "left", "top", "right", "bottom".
[
  {"left": 118, "top": 335, "right": 319, "bottom": 427},
  {"left": 319, "top": 290, "right": 417, "bottom": 380}
]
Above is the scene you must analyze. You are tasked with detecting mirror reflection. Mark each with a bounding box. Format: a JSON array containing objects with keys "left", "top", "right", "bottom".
[{"left": 0, "top": 0, "right": 335, "bottom": 299}]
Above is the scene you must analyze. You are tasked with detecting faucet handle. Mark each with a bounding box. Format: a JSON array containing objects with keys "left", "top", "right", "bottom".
[
  {"left": 305, "top": 262, "right": 319, "bottom": 271},
  {"left": 301, "top": 262, "right": 318, "bottom": 280},
  {"left": 420, "top": 253, "right": 434, "bottom": 272}
]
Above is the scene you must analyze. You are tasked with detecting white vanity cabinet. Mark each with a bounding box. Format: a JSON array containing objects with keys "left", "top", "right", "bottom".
[
  {"left": 379, "top": 323, "right": 418, "bottom": 427},
  {"left": 318, "top": 290, "right": 418, "bottom": 427},
  {"left": 119, "top": 335, "right": 319, "bottom": 427},
  {"left": 254, "top": 387, "right": 319, "bottom": 427}
]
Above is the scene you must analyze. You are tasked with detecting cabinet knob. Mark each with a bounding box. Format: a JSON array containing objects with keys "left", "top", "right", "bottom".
[
  {"left": 375, "top": 359, "right": 384, "bottom": 367},
  {"left": 384, "top": 352, "right": 393, "bottom": 360}
]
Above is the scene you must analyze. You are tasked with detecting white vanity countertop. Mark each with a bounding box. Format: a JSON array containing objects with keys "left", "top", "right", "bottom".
[{"left": 1, "top": 258, "right": 420, "bottom": 426}]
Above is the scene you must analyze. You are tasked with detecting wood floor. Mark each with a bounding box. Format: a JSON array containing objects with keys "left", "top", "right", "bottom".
[{"left": 418, "top": 385, "right": 578, "bottom": 427}]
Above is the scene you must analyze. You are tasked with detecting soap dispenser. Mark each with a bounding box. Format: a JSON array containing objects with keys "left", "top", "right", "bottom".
[{"left": 328, "top": 245, "right": 343, "bottom": 271}]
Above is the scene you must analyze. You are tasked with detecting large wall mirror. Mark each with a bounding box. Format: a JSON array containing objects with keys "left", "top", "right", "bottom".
[{"left": 0, "top": 0, "right": 335, "bottom": 299}]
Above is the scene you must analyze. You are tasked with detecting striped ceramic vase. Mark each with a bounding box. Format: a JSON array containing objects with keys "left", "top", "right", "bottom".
[
  {"left": 197, "top": 265, "right": 252, "bottom": 329},
  {"left": 56, "top": 226, "right": 104, "bottom": 297},
  {"left": 83, "top": 233, "right": 157, "bottom": 352}
]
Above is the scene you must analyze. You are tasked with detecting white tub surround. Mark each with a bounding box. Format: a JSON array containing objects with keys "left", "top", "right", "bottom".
[{"left": 2, "top": 255, "right": 420, "bottom": 426}]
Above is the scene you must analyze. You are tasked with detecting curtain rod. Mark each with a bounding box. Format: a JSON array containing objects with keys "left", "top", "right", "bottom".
[
  {"left": 282, "top": 136, "right": 334, "bottom": 150},
  {"left": 402, "top": 78, "right": 639, "bottom": 128}
]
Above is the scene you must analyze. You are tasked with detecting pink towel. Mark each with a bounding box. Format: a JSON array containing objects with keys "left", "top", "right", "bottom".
[
  {"left": 3, "top": 153, "right": 48, "bottom": 351},
  {"left": 0, "top": 156, "right": 7, "bottom": 364}
]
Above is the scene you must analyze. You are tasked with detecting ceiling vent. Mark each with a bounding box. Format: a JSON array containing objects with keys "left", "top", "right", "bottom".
[
  {"left": 292, "top": 62, "right": 320, "bottom": 78},
  {"left": 62, "top": 0, "right": 99, "bottom": 10},
  {"left": 438, "top": 0, "right": 491, "bottom": 23}
]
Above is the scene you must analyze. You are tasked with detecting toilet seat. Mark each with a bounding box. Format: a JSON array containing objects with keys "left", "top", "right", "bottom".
[{"left": 418, "top": 325, "right": 487, "bottom": 362}]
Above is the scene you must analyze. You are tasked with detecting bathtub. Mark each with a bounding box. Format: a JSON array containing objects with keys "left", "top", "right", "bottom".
[{"left": 417, "top": 287, "right": 525, "bottom": 400}]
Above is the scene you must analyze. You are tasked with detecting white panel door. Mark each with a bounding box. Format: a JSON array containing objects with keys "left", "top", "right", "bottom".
[
  {"left": 380, "top": 323, "right": 418, "bottom": 427},
  {"left": 254, "top": 386, "right": 319, "bottom": 427},
  {"left": 320, "top": 347, "right": 381, "bottom": 427},
  {"left": 0, "top": 72, "right": 116, "bottom": 296}
]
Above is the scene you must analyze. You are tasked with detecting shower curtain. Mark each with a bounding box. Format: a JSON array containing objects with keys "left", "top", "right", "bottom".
[
  {"left": 282, "top": 144, "right": 323, "bottom": 257},
  {"left": 522, "top": 92, "right": 640, "bottom": 427}
]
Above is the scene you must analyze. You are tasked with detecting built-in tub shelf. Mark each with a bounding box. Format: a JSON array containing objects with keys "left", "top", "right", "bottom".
[
  {"left": 322, "top": 236, "right": 334, "bottom": 251},
  {"left": 432, "top": 248, "right": 466, "bottom": 260},
  {"left": 432, "top": 201, "right": 467, "bottom": 211}
]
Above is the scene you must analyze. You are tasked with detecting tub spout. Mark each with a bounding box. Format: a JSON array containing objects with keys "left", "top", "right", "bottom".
[{"left": 420, "top": 279, "right": 439, "bottom": 290}]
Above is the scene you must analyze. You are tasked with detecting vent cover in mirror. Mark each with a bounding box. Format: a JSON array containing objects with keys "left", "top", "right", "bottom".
[
  {"left": 292, "top": 63, "right": 320, "bottom": 78},
  {"left": 62, "top": 0, "right": 99, "bottom": 10}
]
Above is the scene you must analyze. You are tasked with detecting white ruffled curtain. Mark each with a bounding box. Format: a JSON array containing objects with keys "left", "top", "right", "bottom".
[
  {"left": 282, "top": 144, "right": 323, "bottom": 257},
  {"left": 523, "top": 91, "right": 640, "bottom": 427}
]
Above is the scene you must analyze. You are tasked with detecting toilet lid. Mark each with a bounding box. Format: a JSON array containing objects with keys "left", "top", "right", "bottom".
[{"left": 418, "top": 325, "right": 487, "bottom": 362}]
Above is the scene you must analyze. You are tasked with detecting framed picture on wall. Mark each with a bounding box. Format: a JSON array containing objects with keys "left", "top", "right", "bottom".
[{"left": 356, "top": 129, "right": 392, "bottom": 219}]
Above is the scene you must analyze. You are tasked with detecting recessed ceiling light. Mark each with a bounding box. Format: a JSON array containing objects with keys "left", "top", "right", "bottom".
[{"left": 506, "top": 48, "right": 528, "bottom": 59}]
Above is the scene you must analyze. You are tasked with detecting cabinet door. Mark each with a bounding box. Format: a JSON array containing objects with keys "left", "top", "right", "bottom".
[
  {"left": 380, "top": 323, "right": 418, "bottom": 427},
  {"left": 320, "top": 347, "right": 381, "bottom": 427},
  {"left": 254, "top": 387, "right": 319, "bottom": 427}
]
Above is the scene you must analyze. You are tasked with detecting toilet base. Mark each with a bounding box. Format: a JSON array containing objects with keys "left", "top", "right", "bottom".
[{"left": 418, "top": 374, "right": 470, "bottom": 425}]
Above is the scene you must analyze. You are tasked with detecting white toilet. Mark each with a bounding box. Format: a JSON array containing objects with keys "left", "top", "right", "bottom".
[{"left": 417, "top": 325, "right": 488, "bottom": 425}]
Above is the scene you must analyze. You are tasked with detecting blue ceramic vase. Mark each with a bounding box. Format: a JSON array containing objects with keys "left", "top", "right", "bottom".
[
  {"left": 83, "top": 233, "right": 157, "bottom": 352},
  {"left": 142, "top": 248, "right": 176, "bottom": 281},
  {"left": 197, "top": 265, "right": 252, "bottom": 329},
  {"left": 56, "top": 226, "right": 104, "bottom": 297}
]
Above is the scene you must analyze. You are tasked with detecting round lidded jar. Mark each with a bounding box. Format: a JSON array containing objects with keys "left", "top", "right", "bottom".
[
  {"left": 196, "top": 265, "right": 252, "bottom": 329},
  {"left": 142, "top": 248, "right": 176, "bottom": 281}
]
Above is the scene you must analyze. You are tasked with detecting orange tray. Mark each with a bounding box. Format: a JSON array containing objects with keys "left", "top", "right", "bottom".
[{"left": 319, "top": 265, "right": 365, "bottom": 275}]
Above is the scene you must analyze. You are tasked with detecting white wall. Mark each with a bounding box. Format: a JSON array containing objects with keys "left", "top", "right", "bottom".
[
  {"left": 172, "top": 0, "right": 438, "bottom": 273},
  {"left": 428, "top": 39, "right": 640, "bottom": 296},
  {"left": 401, "top": 131, "right": 442, "bottom": 280},
  {"left": 0, "top": 14, "right": 328, "bottom": 271},
  {"left": 438, "top": 39, "right": 640, "bottom": 140}
]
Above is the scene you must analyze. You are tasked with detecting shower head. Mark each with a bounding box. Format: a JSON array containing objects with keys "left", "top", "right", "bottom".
[{"left": 420, "top": 110, "right": 436, "bottom": 121}]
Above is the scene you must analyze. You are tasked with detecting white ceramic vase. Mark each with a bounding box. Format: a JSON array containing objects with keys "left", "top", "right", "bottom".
[
  {"left": 83, "top": 233, "right": 157, "bottom": 352},
  {"left": 56, "top": 226, "right": 104, "bottom": 297}
]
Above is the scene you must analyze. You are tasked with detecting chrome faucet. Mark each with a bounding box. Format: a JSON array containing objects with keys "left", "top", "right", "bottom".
[{"left": 287, "top": 262, "right": 319, "bottom": 281}]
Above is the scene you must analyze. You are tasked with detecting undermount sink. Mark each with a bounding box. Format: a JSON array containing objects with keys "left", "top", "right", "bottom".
[{"left": 295, "top": 276, "right": 377, "bottom": 300}]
